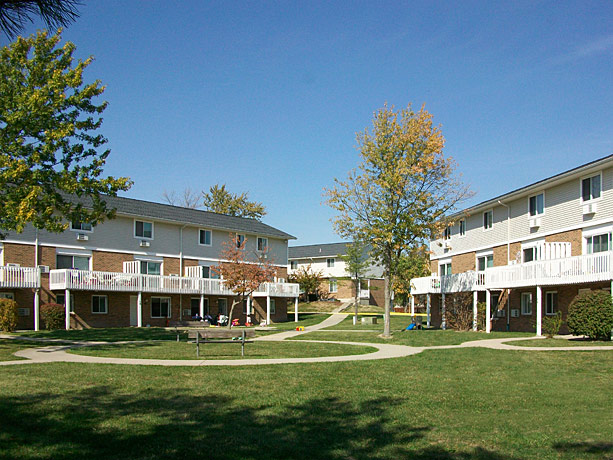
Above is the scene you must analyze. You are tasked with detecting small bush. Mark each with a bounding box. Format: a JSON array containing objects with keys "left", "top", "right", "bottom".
[
  {"left": 567, "top": 290, "right": 613, "bottom": 340},
  {"left": 0, "top": 298, "right": 19, "bottom": 332},
  {"left": 542, "top": 311, "right": 563, "bottom": 338},
  {"left": 41, "top": 303, "right": 65, "bottom": 330}
]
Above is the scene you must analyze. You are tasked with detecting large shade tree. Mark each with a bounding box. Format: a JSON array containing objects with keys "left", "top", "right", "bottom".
[
  {"left": 0, "top": 0, "right": 81, "bottom": 38},
  {"left": 203, "top": 184, "right": 266, "bottom": 220},
  {"left": 0, "top": 30, "right": 131, "bottom": 236},
  {"left": 325, "top": 104, "right": 471, "bottom": 337}
]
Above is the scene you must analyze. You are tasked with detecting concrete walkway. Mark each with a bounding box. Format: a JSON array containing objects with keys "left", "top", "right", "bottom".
[{"left": 2, "top": 318, "right": 612, "bottom": 367}]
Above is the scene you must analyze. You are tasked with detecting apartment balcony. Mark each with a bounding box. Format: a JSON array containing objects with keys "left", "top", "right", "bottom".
[
  {"left": 0, "top": 266, "right": 41, "bottom": 289},
  {"left": 410, "top": 252, "right": 613, "bottom": 295},
  {"left": 49, "top": 269, "right": 299, "bottom": 298}
]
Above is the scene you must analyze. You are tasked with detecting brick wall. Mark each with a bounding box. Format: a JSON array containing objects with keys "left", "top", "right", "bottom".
[
  {"left": 92, "top": 251, "right": 132, "bottom": 272},
  {"left": 546, "top": 229, "right": 582, "bottom": 256},
  {"left": 430, "top": 260, "right": 438, "bottom": 275},
  {"left": 452, "top": 252, "right": 475, "bottom": 272},
  {"left": 4, "top": 243, "right": 35, "bottom": 266}
]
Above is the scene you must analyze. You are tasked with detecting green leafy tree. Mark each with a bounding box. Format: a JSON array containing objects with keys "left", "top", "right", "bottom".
[
  {"left": 0, "top": 30, "right": 131, "bottom": 236},
  {"left": 288, "top": 264, "right": 324, "bottom": 302},
  {"left": 325, "top": 104, "right": 471, "bottom": 337},
  {"left": 202, "top": 184, "right": 266, "bottom": 220},
  {"left": 394, "top": 248, "right": 430, "bottom": 310},
  {"left": 340, "top": 240, "right": 371, "bottom": 324},
  {"left": 0, "top": 1, "right": 81, "bottom": 38}
]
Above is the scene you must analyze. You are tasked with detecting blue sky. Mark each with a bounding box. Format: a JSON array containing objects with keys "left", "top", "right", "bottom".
[{"left": 7, "top": 1, "right": 613, "bottom": 245}]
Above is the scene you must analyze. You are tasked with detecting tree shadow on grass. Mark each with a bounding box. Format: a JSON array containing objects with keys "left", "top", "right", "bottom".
[
  {"left": 0, "top": 386, "right": 521, "bottom": 460},
  {"left": 553, "top": 441, "right": 613, "bottom": 457}
]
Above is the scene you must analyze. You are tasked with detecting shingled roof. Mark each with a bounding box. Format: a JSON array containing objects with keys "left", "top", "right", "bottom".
[
  {"left": 75, "top": 194, "right": 295, "bottom": 240},
  {"left": 288, "top": 242, "right": 351, "bottom": 259}
]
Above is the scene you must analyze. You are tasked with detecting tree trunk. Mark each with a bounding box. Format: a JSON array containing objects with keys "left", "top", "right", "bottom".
[
  {"left": 227, "top": 298, "right": 241, "bottom": 329},
  {"left": 383, "top": 274, "right": 391, "bottom": 338},
  {"left": 354, "top": 278, "right": 359, "bottom": 324}
]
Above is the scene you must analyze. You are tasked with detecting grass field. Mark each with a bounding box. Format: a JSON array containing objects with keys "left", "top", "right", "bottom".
[
  {"left": 1, "top": 346, "right": 611, "bottom": 459},
  {"left": 511, "top": 338, "right": 613, "bottom": 347},
  {"left": 67, "top": 340, "right": 376, "bottom": 360}
]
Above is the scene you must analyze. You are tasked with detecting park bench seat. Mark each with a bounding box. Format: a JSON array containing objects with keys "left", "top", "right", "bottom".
[{"left": 188, "top": 328, "right": 256, "bottom": 357}]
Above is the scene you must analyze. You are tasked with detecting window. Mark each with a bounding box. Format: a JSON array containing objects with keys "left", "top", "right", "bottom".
[
  {"left": 257, "top": 237, "right": 268, "bottom": 252},
  {"left": 56, "top": 293, "right": 75, "bottom": 313},
  {"left": 483, "top": 210, "right": 493, "bottom": 230},
  {"left": 270, "top": 298, "right": 276, "bottom": 315},
  {"left": 443, "top": 226, "right": 451, "bottom": 240},
  {"left": 329, "top": 279, "right": 338, "bottom": 293},
  {"left": 327, "top": 258, "right": 335, "bottom": 268},
  {"left": 218, "top": 298, "right": 227, "bottom": 315},
  {"left": 56, "top": 254, "right": 90, "bottom": 271},
  {"left": 582, "top": 174, "right": 601, "bottom": 202},
  {"left": 545, "top": 291, "right": 557, "bottom": 315},
  {"left": 151, "top": 297, "right": 171, "bottom": 318},
  {"left": 0, "top": 293, "right": 14, "bottom": 300},
  {"left": 290, "top": 261, "right": 298, "bottom": 270},
  {"left": 140, "top": 261, "right": 161, "bottom": 275},
  {"left": 529, "top": 193, "right": 544, "bottom": 216},
  {"left": 71, "top": 221, "right": 93, "bottom": 232},
  {"left": 586, "top": 233, "right": 611, "bottom": 254},
  {"left": 459, "top": 219, "right": 466, "bottom": 237},
  {"left": 135, "top": 220, "right": 153, "bottom": 239},
  {"left": 242, "top": 300, "right": 248, "bottom": 314},
  {"left": 236, "top": 234, "right": 245, "bottom": 248},
  {"left": 521, "top": 292, "right": 532, "bottom": 315},
  {"left": 523, "top": 247, "right": 536, "bottom": 263},
  {"left": 199, "top": 229, "right": 212, "bottom": 246},
  {"left": 440, "top": 263, "right": 452, "bottom": 276},
  {"left": 477, "top": 255, "right": 493, "bottom": 271},
  {"left": 92, "top": 295, "right": 108, "bottom": 314}
]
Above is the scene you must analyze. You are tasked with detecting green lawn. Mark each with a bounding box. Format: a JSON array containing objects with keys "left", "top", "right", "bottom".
[
  {"left": 511, "top": 338, "right": 613, "bottom": 347},
  {"left": 68, "top": 340, "right": 376, "bottom": 360},
  {"left": 0, "top": 339, "right": 54, "bottom": 361},
  {"left": 1, "top": 348, "right": 611, "bottom": 459},
  {"left": 324, "top": 314, "right": 414, "bottom": 331},
  {"left": 293, "top": 329, "right": 531, "bottom": 347},
  {"left": 289, "top": 301, "right": 342, "bottom": 313}
]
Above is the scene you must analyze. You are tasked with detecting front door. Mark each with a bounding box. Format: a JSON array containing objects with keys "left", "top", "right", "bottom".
[
  {"left": 190, "top": 298, "right": 200, "bottom": 317},
  {"left": 130, "top": 296, "right": 138, "bottom": 326}
]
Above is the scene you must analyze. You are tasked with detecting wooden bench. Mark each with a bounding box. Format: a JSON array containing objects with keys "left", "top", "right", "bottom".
[
  {"left": 168, "top": 320, "right": 211, "bottom": 341},
  {"left": 188, "top": 328, "right": 256, "bottom": 357}
]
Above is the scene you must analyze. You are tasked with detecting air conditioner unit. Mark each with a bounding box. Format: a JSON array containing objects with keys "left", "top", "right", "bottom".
[
  {"left": 443, "top": 241, "right": 452, "bottom": 250},
  {"left": 529, "top": 217, "right": 541, "bottom": 228},
  {"left": 511, "top": 309, "right": 520, "bottom": 318},
  {"left": 140, "top": 240, "right": 150, "bottom": 247},
  {"left": 582, "top": 203, "right": 597, "bottom": 215},
  {"left": 7, "top": 263, "right": 20, "bottom": 267},
  {"left": 38, "top": 265, "right": 50, "bottom": 273},
  {"left": 169, "top": 274, "right": 179, "bottom": 277},
  {"left": 76, "top": 233, "right": 89, "bottom": 241}
]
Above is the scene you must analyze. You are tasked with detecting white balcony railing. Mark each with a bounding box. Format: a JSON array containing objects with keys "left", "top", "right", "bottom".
[
  {"left": 410, "top": 252, "right": 613, "bottom": 295},
  {"left": 49, "top": 269, "right": 299, "bottom": 297},
  {"left": 0, "top": 266, "right": 41, "bottom": 288}
]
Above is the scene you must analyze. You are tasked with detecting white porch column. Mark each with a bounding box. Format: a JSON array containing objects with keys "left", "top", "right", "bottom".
[
  {"left": 472, "top": 291, "right": 478, "bottom": 331},
  {"left": 65, "top": 289, "right": 71, "bottom": 330},
  {"left": 34, "top": 289, "right": 40, "bottom": 331},
  {"left": 441, "top": 293, "right": 446, "bottom": 330},
  {"left": 294, "top": 296, "right": 299, "bottom": 322},
  {"left": 246, "top": 297, "right": 252, "bottom": 324},
  {"left": 485, "top": 290, "right": 491, "bottom": 333},
  {"left": 410, "top": 295, "right": 415, "bottom": 316},
  {"left": 266, "top": 296, "right": 271, "bottom": 325},
  {"left": 426, "top": 294, "right": 431, "bottom": 327},
  {"left": 137, "top": 291, "right": 143, "bottom": 328},
  {"left": 536, "top": 286, "right": 542, "bottom": 336},
  {"left": 200, "top": 294, "right": 205, "bottom": 318}
]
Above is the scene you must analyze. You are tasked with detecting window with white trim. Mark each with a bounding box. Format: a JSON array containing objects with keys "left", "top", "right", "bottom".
[
  {"left": 199, "top": 229, "right": 212, "bottom": 246},
  {"left": 329, "top": 279, "right": 338, "bottom": 293},
  {"left": 545, "top": 291, "right": 557, "bottom": 315},
  {"left": 217, "top": 298, "right": 227, "bottom": 315},
  {"left": 443, "top": 226, "right": 452, "bottom": 240},
  {"left": 586, "top": 233, "right": 611, "bottom": 254},
  {"left": 477, "top": 255, "right": 493, "bottom": 271},
  {"left": 92, "top": 295, "right": 108, "bottom": 314},
  {"left": 151, "top": 297, "right": 171, "bottom": 318},
  {"left": 290, "top": 261, "right": 298, "bottom": 270},
  {"left": 529, "top": 193, "right": 544, "bottom": 216},
  {"left": 327, "top": 258, "right": 335, "bottom": 268},
  {"left": 56, "top": 254, "right": 90, "bottom": 271},
  {"left": 582, "top": 174, "right": 601, "bottom": 202},
  {"left": 521, "top": 292, "right": 532, "bottom": 315},
  {"left": 523, "top": 247, "right": 537, "bottom": 263},
  {"left": 257, "top": 237, "right": 268, "bottom": 252},
  {"left": 483, "top": 210, "right": 493, "bottom": 230},
  {"left": 270, "top": 298, "right": 276, "bottom": 315},
  {"left": 71, "top": 221, "right": 93, "bottom": 232},
  {"left": 140, "top": 261, "right": 161, "bottom": 275},
  {"left": 458, "top": 219, "right": 466, "bottom": 237},
  {"left": 135, "top": 220, "right": 153, "bottom": 239},
  {"left": 440, "top": 263, "right": 452, "bottom": 276},
  {"left": 236, "top": 234, "right": 245, "bottom": 248}
]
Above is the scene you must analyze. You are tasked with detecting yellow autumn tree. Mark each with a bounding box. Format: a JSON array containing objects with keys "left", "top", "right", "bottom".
[{"left": 325, "top": 104, "right": 471, "bottom": 337}]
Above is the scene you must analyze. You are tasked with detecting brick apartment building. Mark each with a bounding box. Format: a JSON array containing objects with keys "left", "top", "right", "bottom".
[
  {"left": 410, "top": 154, "right": 613, "bottom": 335},
  {"left": 288, "top": 242, "right": 385, "bottom": 306},
  {"left": 0, "top": 195, "right": 299, "bottom": 330}
]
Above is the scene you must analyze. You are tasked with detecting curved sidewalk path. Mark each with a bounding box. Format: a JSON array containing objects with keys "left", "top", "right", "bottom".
[{"left": 2, "top": 314, "right": 612, "bottom": 367}]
